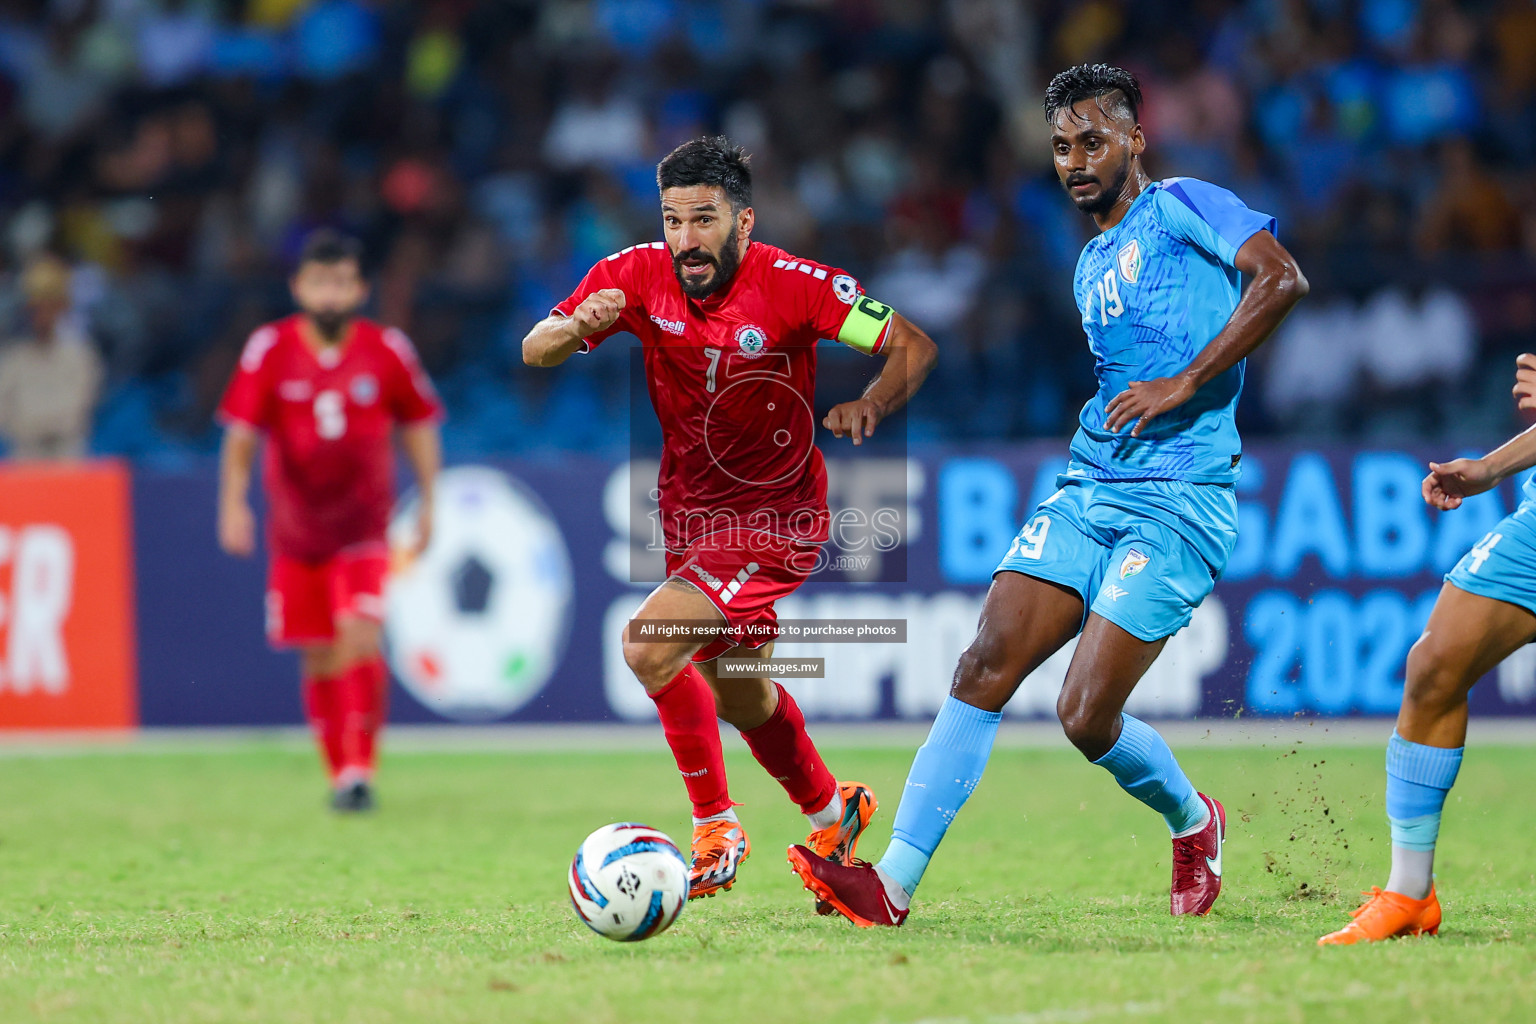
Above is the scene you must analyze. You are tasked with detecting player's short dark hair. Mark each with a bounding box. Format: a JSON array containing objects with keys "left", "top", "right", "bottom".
[
  {"left": 1044, "top": 63, "right": 1143, "bottom": 126},
  {"left": 656, "top": 136, "right": 752, "bottom": 210},
  {"left": 297, "top": 229, "right": 365, "bottom": 272}
]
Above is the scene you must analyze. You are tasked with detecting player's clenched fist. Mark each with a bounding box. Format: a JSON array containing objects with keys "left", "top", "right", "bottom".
[
  {"left": 572, "top": 288, "right": 626, "bottom": 338},
  {"left": 823, "top": 398, "right": 884, "bottom": 446},
  {"left": 1513, "top": 353, "right": 1536, "bottom": 411},
  {"left": 1422, "top": 458, "right": 1495, "bottom": 511}
]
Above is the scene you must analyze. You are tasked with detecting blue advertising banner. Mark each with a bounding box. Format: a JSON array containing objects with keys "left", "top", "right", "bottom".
[{"left": 131, "top": 444, "right": 1536, "bottom": 726}]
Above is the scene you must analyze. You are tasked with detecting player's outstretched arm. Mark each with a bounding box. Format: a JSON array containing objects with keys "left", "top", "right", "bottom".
[
  {"left": 1422, "top": 433, "right": 1536, "bottom": 511},
  {"left": 522, "top": 289, "right": 626, "bottom": 368},
  {"left": 1104, "top": 230, "right": 1308, "bottom": 436},
  {"left": 399, "top": 421, "right": 441, "bottom": 554},
  {"left": 822, "top": 313, "right": 937, "bottom": 446},
  {"left": 217, "top": 424, "right": 258, "bottom": 558}
]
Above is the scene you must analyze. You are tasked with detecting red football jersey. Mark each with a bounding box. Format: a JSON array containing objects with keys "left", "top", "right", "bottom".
[
  {"left": 218, "top": 315, "right": 441, "bottom": 562},
  {"left": 556, "top": 240, "right": 895, "bottom": 552}
]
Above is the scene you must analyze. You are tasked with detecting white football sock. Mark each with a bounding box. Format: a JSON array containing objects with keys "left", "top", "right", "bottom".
[
  {"left": 1385, "top": 846, "right": 1435, "bottom": 900},
  {"left": 874, "top": 865, "right": 911, "bottom": 911},
  {"left": 806, "top": 789, "right": 844, "bottom": 831},
  {"left": 692, "top": 808, "right": 739, "bottom": 827}
]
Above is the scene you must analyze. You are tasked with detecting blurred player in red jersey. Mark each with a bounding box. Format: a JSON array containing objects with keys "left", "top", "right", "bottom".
[
  {"left": 523, "top": 137, "right": 937, "bottom": 899},
  {"left": 217, "top": 230, "right": 442, "bottom": 812}
]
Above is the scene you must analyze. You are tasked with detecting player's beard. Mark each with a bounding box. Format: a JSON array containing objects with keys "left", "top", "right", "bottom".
[
  {"left": 1066, "top": 157, "right": 1131, "bottom": 217},
  {"left": 308, "top": 309, "right": 355, "bottom": 343},
  {"left": 672, "top": 224, "right": 741, "bottom": 300}
]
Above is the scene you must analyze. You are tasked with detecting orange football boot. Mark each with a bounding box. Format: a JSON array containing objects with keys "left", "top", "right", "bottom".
[
  {"left": 804, "top": 781, "right": 878, "bottom": 915},
  {"left": 1318, "top": 886, "right": 1441, "bottom": 945},
  {"left": 688, "top": 819, "right": 750, "bottom": 899}
]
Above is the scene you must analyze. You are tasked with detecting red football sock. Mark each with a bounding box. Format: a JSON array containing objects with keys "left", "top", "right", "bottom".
[
  {"left": 652, "top": 664, "right": 733, "bottom": 819},
  {"left": 740, "top": 683, "right": 837, "bottom": 815},
  {"left": 301, "top": 673, "right": 344, "bottom": 783},
  {"left": 336, "top": 656, "right": 388, "bottom": 781}
]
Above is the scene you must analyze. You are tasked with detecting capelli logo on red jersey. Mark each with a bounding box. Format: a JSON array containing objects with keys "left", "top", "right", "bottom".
[{"left": 650, "top": 314, "right": 686, "bottom": 336}]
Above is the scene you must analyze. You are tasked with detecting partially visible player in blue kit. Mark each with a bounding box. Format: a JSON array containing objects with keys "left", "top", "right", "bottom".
[
  {"left": 1320, "top": 354, "right": 1536, "bottom": 945},
  {"left": 789, "top": 63, "right": 1309, "bottom": 925}
]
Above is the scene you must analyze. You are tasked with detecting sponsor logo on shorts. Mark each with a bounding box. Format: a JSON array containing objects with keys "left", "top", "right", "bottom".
[
  {"left": 688, "top": 563, "right": 723, "bottom": 590},
  {"left": 1120, "top": 549, "right": 1149, "bottom": 579},
  {"left": 1103, "top": 584, "right": 1128, "bottom": 602},
  {"left": 719, "top": 562, "right": 761, "bottom": 606},
  {"left": 265, "top": 590, "right": 283, "bottom": 637},
  {"left": 734, "top": 325, "right": 768, "bottom": 359}
]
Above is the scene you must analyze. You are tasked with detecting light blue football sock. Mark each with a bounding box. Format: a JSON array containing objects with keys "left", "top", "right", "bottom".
[
  {"left": 1384, "top": 731, "right": 1463, "bottom": 898},
  {"left": 877, "top": 696, "right": 1002, "bottom": 897},
  {"left": 1092, "top": 713, "right": 1208, "bottom": 835}
]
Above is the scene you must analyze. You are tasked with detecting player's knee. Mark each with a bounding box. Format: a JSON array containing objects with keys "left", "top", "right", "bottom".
[
  {"left": 950, "top": 635, "right": 1015, "bottom": 713},
  {"left": 1055, "top": 688, "right": 1116, "bottom": 759},
  {"left": 622, "top": 635, "right": 686, "bottom": 693},
  {"left": 336, "top": 619, "right": 382, "bottom": 666},
  {"left": 301, "top": 643, "right": 338, "bottom": 679}
]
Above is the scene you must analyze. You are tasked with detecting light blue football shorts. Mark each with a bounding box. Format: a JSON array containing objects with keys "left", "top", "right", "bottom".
[
  {"left": 1445, "top": 497, "right": 1536, "bottom": 617},
  {"left": 993, "top": 475, "right": 1239, "bottom": 642}
]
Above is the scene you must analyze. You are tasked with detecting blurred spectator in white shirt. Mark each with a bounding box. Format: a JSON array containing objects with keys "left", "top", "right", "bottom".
[
  {"left": 1261, "top": 295, "right": 1362, "bottom": 428},
  {"left": 543, "top": 67, "right": 648, "bottom": 170},
  {"left": 0, "top": 256, "right": 103, "bottom": 460},
  {"left": 1359, "top": 285, "right": 1476, "bottom": 392}
]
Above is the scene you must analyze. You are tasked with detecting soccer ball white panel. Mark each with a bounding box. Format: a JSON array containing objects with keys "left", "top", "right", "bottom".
[{"left": 569, "top": 823, "right": 689, "bottom": 941}]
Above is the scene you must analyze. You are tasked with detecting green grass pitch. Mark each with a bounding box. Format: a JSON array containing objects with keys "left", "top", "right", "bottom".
[{"left": 2, "top": 737, "right": 1535, "bottom": 1023}]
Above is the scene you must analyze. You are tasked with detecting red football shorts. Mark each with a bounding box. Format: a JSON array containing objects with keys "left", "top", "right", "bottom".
[
  {"left": 665, "top": 531, "right": 822, "bottom": 662},
  {"left": 265, "top": 545, "right": 389, "bottom": 646}
]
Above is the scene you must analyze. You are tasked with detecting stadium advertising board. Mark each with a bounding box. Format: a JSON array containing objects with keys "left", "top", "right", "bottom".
[
  {"left": 0, "top": 461, "right": 137, "bottom": 728},
  {"left": 127, "top": 444, "right": 1536, "bottom": 726}
]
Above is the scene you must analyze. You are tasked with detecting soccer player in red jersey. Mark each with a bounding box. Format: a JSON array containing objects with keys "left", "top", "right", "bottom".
[
  {"left": 217, "top": 230, "right": 442, "bottom": 812},
  {"left": 523, "top": 137, "right": 937, "bottom": 899}
]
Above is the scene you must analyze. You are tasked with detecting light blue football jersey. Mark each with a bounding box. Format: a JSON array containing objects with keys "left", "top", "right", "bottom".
[{"left": 1067, "top": 177, "right": 1276, "bottom": 485}]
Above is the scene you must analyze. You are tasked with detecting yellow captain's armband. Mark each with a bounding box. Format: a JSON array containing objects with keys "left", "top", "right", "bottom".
[{"left": 834, "top": 296, "right": 895, "bottom": 354}]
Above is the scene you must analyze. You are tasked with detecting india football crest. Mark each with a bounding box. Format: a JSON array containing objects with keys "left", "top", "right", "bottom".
[
  {"left": 1117, "top": 239, "right": 1142, "bottom": 284},
  {"left": 1120, "top": 548, "right": 1150, "bottom": 579}
]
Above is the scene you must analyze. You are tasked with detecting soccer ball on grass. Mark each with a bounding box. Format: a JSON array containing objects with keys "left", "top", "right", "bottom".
[{"left": 568, "top": 823, "right": 689, "bottom": 941}]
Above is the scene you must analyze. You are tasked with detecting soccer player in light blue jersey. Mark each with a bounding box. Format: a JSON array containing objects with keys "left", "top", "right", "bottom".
[
  {"left": 789, "top": 63, "right": 1309, "bottom": 925},
  {"left": 1320, "top": 355, "right": 1536, "bottom": 944}
]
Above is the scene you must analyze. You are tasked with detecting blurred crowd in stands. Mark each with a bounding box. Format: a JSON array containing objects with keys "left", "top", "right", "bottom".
[{"left": 1, "top": 0, "right": 1534, "bottom": 463}]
